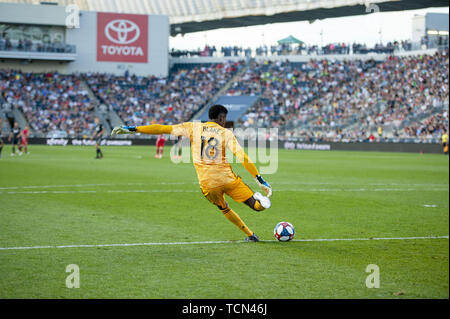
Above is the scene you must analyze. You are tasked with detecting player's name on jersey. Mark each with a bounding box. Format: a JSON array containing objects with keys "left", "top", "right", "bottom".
[
  {"left": 202, "top": 126, "right": 221, "bottom": 134},
  {"left": 46, "top": 138, "right": 132, "bottom": 146}
]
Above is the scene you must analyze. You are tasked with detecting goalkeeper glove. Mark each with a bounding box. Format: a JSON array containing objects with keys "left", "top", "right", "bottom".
[
  {"left": 256, "top": 175, "right": 272, "bottom": 197},
  {"left": 111, "top": 126, "right": 137, "bottom": 136}
]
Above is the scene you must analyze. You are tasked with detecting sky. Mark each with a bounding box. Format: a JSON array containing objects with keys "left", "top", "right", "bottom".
[{"left": 169, "top": 6, "right": 449, "bottom": 51}]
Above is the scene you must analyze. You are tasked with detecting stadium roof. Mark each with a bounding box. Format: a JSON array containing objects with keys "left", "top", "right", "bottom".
[{"left": 1, "top": 0, "right": 448, "bottom": 36}]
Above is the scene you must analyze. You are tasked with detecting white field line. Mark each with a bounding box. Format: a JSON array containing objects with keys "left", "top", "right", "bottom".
[
  {"left": 0, "top": 183, "right": 144, "bottom": 190},
  {"left": 1, "top": 188, "right": 448, "bottom": 195},
  {"left": 1, "top": 189, "right": 199, "bottom": 194},
  {"left": 0, "top": 182, "right": 448, "bottom": 190},
  {"left": 0, "top": 236, "right": 448, "bottom": 251},
  {"left": 273, "top": 182, "right": 449, "bottom": 186},
  {"left": 282, "top": 188, "right": 449, "bottom": 192}
]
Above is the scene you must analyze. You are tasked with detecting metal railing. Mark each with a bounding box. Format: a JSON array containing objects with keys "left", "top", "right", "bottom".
[{"left": 0, "top": 40, "right": 76, "bottom": 54}]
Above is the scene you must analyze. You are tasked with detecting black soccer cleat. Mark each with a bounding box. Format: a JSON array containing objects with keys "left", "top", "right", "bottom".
[{"left": 245, "top": 233, "right": 260, "bottom": 242}]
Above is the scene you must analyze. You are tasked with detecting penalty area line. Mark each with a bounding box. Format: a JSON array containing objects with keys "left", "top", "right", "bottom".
[{"left": 0, "top": 236, "right": 448, "bottom": 251}]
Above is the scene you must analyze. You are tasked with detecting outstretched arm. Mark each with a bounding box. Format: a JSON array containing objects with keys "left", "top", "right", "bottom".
[
  {"left": 112, "top": 122, "right": 192, "bottom": 137},
  {"left": 235, "top": 148, "right": 259, "bottom": 178},
  {"left": 227, "top": 133, "right": 272, "bottom": 197},
  {"left": 137, "top": 125, "right": 172, "bottom": 135},
  {"left": 111, "top": 124, "right": 173, "bottom": 135}
]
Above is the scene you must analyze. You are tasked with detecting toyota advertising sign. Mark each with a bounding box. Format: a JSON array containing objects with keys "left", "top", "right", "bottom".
[{"left": 97, "top": 12, "right": 148, "bottom": 63}]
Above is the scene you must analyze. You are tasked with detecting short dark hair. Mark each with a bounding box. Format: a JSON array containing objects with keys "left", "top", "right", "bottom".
[{"left": 208, "top": 104, "right": 228, "bottom": 119}]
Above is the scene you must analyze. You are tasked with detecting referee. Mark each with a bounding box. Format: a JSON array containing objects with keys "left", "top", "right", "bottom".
[
  {"left": 0, "top": 118, "right": 4, "bottom": 158},
  {"left": 93, "top": 118, "right": 104, "bottom": 159},
  {"left": 8, "top": 122, "right": 21, "bottom": 156}
]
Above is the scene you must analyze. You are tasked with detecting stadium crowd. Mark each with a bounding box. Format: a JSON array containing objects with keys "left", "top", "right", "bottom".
[
  {"left": 0, "top": 70, "right": 94, "bottom": 137},
  {"left": 0, "top": 49, "right": 447, "bottom": 144},
  {"left": 87, "top": 60, "right": 244, "bottom": 126},
  {"left": 227, "top": 50, "right": 449, "bottom": 143},
  {"left": 170, "top": 40, "right": 414, "bottom": 58},
  {"left": 402, "top": 112, "right": 448, "bottom": 142}
]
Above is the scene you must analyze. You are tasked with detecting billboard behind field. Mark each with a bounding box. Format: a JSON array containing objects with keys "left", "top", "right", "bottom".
[
  {"left": 97, "top": 12, "right": 148, "bottom": 63},
  {"left": 66, "top": 10, "right": 168, "bottom": 76},
  {"left": 0, "top": 3, "right": 169, "bottom": 76}
]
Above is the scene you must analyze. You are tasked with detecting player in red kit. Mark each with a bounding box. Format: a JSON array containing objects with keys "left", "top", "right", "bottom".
[
  {"left": 155, "top": 134, "right": 166, "bottom": 158},
  {"left": 19, "top": 125, "right": 29, "bottom": 155}
]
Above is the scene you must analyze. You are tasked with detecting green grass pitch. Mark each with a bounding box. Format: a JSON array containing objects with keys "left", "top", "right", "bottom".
[{"left": 0, "top": 145, "right": 448, "bottom": 298}]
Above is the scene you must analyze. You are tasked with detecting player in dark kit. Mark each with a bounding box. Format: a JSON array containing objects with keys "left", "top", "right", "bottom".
[
  {"left": 92, "top": 118, "right": 104, "bottom": 159},
  {"left": 8, "top": 122, "right": 21, "bottom": 156},
  {"left": 0, "top": 118, "right": 4, "bottom": 158}
]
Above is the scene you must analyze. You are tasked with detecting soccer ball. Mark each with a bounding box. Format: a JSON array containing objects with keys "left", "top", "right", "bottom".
[{"left": 274, "top": 222, "right": 295, "bottom": 242}]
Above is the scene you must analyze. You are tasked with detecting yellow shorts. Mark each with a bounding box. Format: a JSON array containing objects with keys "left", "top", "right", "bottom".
[{"left": 200, "top": 177, "right": 254, "bottom": 210}]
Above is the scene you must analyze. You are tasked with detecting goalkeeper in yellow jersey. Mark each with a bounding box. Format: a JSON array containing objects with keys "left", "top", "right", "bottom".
[{"left": 111, "top": 105, "right": 272, "bottom": 242}]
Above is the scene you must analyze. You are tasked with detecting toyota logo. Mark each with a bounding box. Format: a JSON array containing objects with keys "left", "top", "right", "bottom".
[{"left": 104, "top": 19, "right": 140, "bottom": 44}]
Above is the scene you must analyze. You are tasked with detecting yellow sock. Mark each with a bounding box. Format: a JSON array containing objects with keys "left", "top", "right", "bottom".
[
  {"left": 222, "top": 207, "right": 253, "bottom": 237},
  {"left": 254, "top": 200, "right": 265, "bottom": 211}
]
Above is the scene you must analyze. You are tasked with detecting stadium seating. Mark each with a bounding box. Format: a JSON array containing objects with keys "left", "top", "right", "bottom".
[
  {"left": 0, "top": 51, "right": 447, "bottom": 143},
  {"left": 170, "top": 41, "right": 414, "bottom": 58},
  {"left": 87, "top": 60, "right": 244, "bottom": 126},
  {"left": 226, "top": 50, "right": 449, "bottom": 143},
  {"left": 0, "top": 70, "right": 94, "bottom": 137}
]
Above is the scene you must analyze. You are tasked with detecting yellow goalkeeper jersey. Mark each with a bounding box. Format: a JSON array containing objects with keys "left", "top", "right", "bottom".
[{"left": 171, "top": 121, "right": 255, "bottom": 189}]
